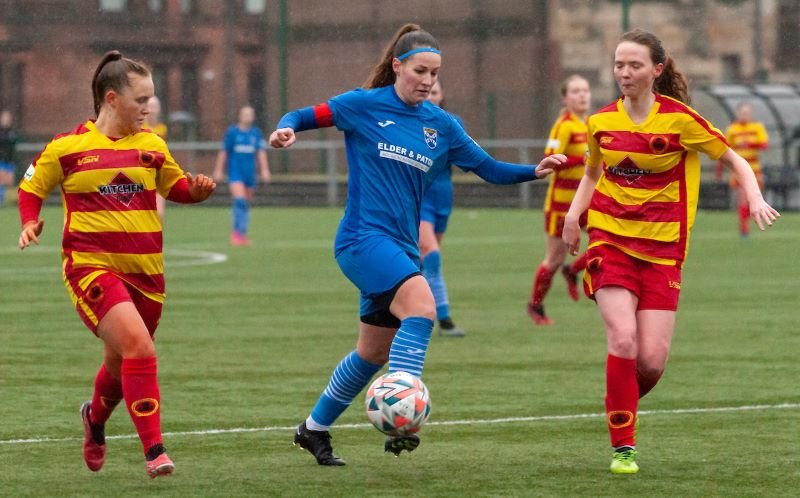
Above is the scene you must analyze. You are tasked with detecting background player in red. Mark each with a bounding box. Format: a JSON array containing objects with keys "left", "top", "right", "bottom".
[
  {"left": 17, "top": 50, "right": 216, "bottom": 479},
  {"left": 715, "top": 101, "right": 769, "bottom": 238},
  {"left": 562, "top": 29, "right": 779, "bottom": 474},
  {"left": 527, "top": 75, "right": 591, "bottom": 325}
]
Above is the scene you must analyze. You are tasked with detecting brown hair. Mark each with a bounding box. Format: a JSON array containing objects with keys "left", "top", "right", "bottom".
[
  {"left": 91, "top": 50, "right": 151, "bottom": 116},
  {"left": 557, "top": 74, "right": 589, "bottom": 117},
  {"left": 620, "top": 29, "right": 690, "bottom": 104},
  {"left": 363, "top": 24, "right": 440, "bottom": 89},
  {"left": 560, "top": 74, "right": 588, "bottom": 98}
]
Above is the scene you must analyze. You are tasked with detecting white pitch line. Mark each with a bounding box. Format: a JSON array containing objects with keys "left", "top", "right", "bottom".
[{"left": 2, "top": 402, "right": 797, "bottom": 446}]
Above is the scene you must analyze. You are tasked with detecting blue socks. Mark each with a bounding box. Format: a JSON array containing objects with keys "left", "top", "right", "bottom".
[
  {"left": 307, "top": 317, "right": 434, "bottom": 430},
  {"left": 388, "top": 316, "right": 434, "bottom": 377},
  {"left": 422, "top": 251, "right": 450, "bottom": 320},
  {"left": 308, "top": 350, "right": 382, "bottom": 430},
  {"left": 232, "top": 197, "right": 249, "bottom": 234}
]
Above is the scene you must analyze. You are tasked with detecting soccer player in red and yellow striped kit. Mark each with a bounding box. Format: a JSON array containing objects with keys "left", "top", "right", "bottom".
[
  {"left": 563, "top": 30, "right": 779, "bottom": 474},
  {"left": 17, "top": 51, "right": 216, "bottom": 478},
  {"left": 716, "top": 101, "right": 769, "bottom": 237},
  {"left": 528, "top": 75, "right": 591, "bottom": 325}
]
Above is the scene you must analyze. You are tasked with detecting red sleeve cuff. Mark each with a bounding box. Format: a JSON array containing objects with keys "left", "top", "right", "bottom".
[
  {"left": 166, "top": 177, "right": 197, "bottom": 203},
  {"left": 18, "top": 189, "right": 43, "bottom": 226}
]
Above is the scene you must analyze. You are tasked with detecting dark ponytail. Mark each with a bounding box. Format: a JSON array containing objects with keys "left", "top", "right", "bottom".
[
  {"left": 92, "top": 50, "right": 151, "bottom": 116},
  {"left": 363, "top": 23, "right": 440, "bottom": 89},
  {"left": 620, "top": 29, "right": 690, "bottom": 104}
]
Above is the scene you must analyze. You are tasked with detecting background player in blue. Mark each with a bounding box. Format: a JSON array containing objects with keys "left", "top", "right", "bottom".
[
  {"left": 269, "top": 23, "right": 565, "bottom": 466},
  {"left": 420, "top": 80, "right": 465, "bottom": 337},
  {"left": 213, "top": 105, "right": 271, "bottom": 246}
]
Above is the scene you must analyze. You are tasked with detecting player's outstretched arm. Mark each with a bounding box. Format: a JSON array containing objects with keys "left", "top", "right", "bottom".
[{"left": 269, "top": 128, "right": 296, "bottom": 149}]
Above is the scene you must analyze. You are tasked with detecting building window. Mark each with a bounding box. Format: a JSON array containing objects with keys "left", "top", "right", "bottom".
[
  {"left": 181, "top": 0, "right": 194, "bottom": 14},
  {"left": 0, "top": 62, "right": 25, "bottom": 127},
  {"left": 248, "top": 65, "right": 266, "bottom": 128},
  {"left": 151, "top": 65, "right": 169, "bottom": 119},
  {"left": 721, "top": 54, "right": 741, "bottom": 83},
  {"left": 148, "top": 0, "right": 164, "bottom": 13},
  {"left": 99, "top": 0, "right": 127, "bottom": 12},
  {"left": 776, "top": 0, "right": 800, "bottom": 70},
  {"left": 181, "top": 65, "right": 198, "bottom": 115},
  {"left": 244, "top": 0, "right": 266, "bottom": 14}
]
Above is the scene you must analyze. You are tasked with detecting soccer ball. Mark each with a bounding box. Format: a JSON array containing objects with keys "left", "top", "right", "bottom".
[{"left": 365, "top": 371, "right": 431, "bottom": 436}]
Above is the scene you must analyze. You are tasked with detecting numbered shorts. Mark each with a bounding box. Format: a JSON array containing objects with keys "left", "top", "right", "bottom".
[
  {"left": 66, "top": 271, "right": 163, "bottom": 336},
  {"left": 582, "top": 244, "right": 681, "bottom": 311},
  {"left": 335, "top": 236, "right": 421, "bottom": 328}
]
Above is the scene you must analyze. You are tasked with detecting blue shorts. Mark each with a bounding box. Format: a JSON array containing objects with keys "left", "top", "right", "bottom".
[
  {"left": 228, "top": 164, "right": 256, "bottom": 188},
  {"left": 0, "top": 161, "right": 15, "bottom": 173},
  {"left": 420, "top": 202, "right": 451, "bottom": 234},
  {"left": 335, "top": 235, "right": 420, "bottom": 327}
]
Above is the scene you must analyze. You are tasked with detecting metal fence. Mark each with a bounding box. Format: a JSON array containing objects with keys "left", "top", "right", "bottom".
[{"left": 16, "top": 137, "right": 800, "bottom": 210}]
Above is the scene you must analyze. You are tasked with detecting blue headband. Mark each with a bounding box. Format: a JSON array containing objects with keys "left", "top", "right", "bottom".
[{"left": 396, "top": 47, "right": 441, "bottom": 61}]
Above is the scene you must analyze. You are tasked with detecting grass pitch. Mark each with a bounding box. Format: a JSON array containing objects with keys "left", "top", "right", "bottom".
[{"left": 1, "top": 205, "right": 798, "bottom": 497}]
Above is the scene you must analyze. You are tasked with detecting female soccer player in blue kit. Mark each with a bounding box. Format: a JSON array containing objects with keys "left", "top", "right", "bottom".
[
  {"left": 270, "top": 23, "right": 565, "bottom": 466},
  {"left": 420, "top": 80, "right": 466, "bottom": 337},
  {"left": 213, "top": 105, "right": 271, "bottom": 246}
]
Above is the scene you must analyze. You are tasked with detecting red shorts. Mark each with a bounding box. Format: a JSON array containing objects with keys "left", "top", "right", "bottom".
[
  {"left": 69, "top": 272, "right": 162, "bottom": 336},
  {"left": 582, "top": 244, "right": 681, "bottom": 311},
  {"left": 544, "top": 210, "right": 587, "bottom": 237}
]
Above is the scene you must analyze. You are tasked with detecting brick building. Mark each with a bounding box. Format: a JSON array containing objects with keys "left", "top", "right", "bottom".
[{"left": 1, "top": 0, "right": 798, "bottom": 151}]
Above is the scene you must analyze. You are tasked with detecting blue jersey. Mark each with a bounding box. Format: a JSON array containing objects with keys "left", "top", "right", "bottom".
[
  {"left": 421, "top": 113, "right": 465, "bottom": 219},
  {"left": 222, "top": 125, "right": 267, "bottom": 173},
  {"left": 328, "top": 86, "right": 503, "bottom": 257}
]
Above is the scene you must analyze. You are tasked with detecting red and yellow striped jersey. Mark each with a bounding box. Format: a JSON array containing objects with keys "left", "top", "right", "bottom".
[
  {"left": 725, "top": 121, "right": 767, "bottom": 171},
  {"left": 585, "top": 94, "right": 729, "bottom": 266},
  {"left": 19, "top": 120, "right": 186, "bottom": 302},
  {"left": 543, "top": 111, "right": 587, "bottom": 214}
]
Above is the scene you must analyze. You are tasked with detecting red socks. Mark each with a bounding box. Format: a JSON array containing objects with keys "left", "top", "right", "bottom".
[
  {"left": 738, "top": 203, "right": 750, "bottom": 236},
  {"left": 531, "top": 264, "right": 556, "bottom": 306},
  {"left": 90, "top": 364, "right": 123, "bottom": 425},
  {"left": 121, "top": 357, "right": 163, "bottom": 454},
  {"left": 605, "top": 354, "right": 638, "bottom": 448},
  {"left": 569, "top": 252, "right": 587, "bottom": 273}
]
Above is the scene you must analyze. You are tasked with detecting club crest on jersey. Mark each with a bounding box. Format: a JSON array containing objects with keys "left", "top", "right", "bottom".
[
  {"left": 649, "top": 134, "right": 671, "bottom": 154},
  {"left": 98, "top": 171, "right": 145, "bottom": 207},
  {"left": 423, "top": 127, "right": 438, "bottom": 149}
]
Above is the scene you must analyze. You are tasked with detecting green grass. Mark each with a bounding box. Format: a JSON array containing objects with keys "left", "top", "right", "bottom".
[{"left": 1, "top": 205, "right": 798, "bottom": 497}]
